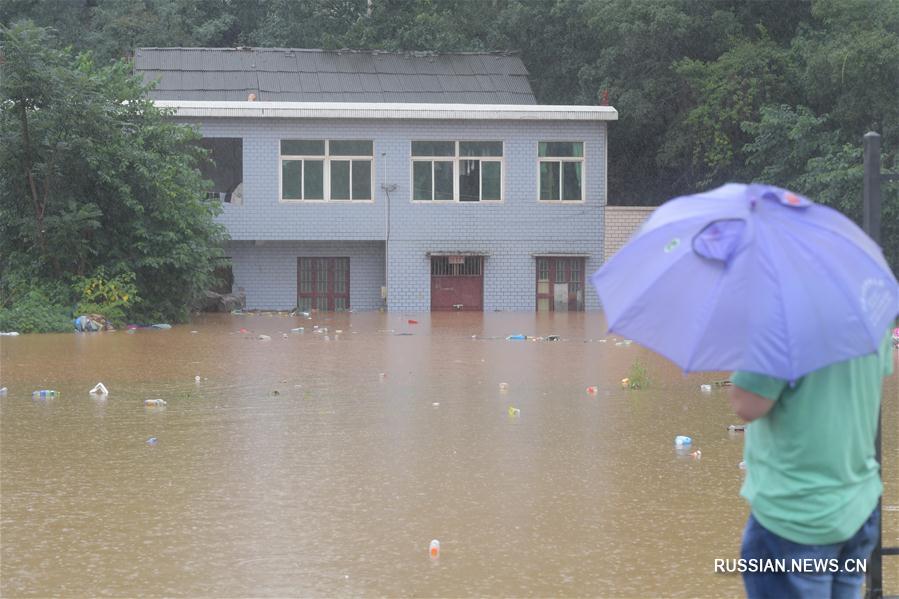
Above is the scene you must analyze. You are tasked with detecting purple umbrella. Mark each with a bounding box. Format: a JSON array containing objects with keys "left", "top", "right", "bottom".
[{"left": 592, "top": 183, "right": 898, "bottom": 380}]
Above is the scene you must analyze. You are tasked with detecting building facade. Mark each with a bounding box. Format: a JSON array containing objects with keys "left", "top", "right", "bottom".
[{"left": 136, "top": 48, "right": 617, "bottom": 312}]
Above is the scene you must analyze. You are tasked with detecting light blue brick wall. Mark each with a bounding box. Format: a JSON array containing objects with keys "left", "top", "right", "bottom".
[
  {"left": 227, "top": 240, "right": 385, "bottom": 310},
  {"left": 188, "top": 118, "right": 607, "bottom": 311}
]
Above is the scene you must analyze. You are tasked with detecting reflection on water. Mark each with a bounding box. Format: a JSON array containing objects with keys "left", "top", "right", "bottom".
[{"left": 1, "top": 312, "right": 897, "bottom": 598}]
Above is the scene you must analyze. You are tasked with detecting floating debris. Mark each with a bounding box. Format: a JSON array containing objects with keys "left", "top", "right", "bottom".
[{"left": 89, "top": 382, "right": 109, "bottom": 395}]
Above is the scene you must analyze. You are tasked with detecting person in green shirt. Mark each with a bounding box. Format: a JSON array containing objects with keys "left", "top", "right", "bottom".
[{"left": 729, "top": 330, "right": 894, "bottom": 599}]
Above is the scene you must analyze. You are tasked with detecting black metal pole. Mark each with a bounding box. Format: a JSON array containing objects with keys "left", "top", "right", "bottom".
[{"left": 863, "top": 131, "right": 883, "bottom": 599}]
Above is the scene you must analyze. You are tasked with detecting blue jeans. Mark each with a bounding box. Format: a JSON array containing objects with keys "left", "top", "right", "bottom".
[{"left": 741, "top": 507, "right": 880, "bottom": 599}]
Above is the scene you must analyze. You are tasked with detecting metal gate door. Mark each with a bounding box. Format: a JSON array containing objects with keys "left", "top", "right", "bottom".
[{"left": 430, "top": 256, "right": 483, "bottom": 311}]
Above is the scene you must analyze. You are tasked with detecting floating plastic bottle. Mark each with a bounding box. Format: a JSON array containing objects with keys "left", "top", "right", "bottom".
[
  {"left": 32, "top": 390, "right": 58, "bottom": 398},
  {"left": 429, "top": 539, "right": 440, "bottom": 559},
  {"left": 675, "top": 435, "right": 693, "bottom": 446},
  {"left": 89, "top": 382, "right": 109, "bottom": 395},
  {"left": 146, "top": 437, "right": 158, "bottom": 446},
  {"left": 144, "top": 399, "right": 167, "bottom": 407},
  {"left": 0, "top": 387, "right": 8, "bottom": 396},
  {"left": 506, "top": 334, "right": 527, "bottom": 340},
  {"left": 291, "top": 327, "right": 305, "bottom": 333},
  {"left": 699, "top": 384, "right": 712, "bottom": 392}
]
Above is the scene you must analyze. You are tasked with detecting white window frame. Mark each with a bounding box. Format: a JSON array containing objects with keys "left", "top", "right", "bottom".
[
  {"left": 279, "top": 139, "right": 375, "bottom": 203},
  {"left": 537, "top": 141, "right": 586, "bottom": 203},
  {"left": 411, "top": 141, "right": 504, "bottom": 203}
]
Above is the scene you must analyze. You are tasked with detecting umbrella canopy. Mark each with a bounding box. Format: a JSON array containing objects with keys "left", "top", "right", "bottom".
[{"left": 592, "top": 183, "right": 899, "bottom": 380}]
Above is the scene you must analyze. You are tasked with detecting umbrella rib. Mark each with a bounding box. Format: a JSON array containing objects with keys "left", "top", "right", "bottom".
[{"left": 762, "top": 226, "right": 796, "bottom": 381}]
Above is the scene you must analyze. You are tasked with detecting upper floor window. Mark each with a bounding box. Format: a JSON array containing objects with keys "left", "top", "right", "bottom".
[
  {"left": 281, "top": 140, "right": 373, "bottom": 201},
  {"left": 539, "top": 142, "right": 584, "bottom": 202},
  {"left": 197, "top": 137, "right": 243, "bottom": 205},
  {"left": 412, "top": 141, "right": 503, "bottom": 202}
]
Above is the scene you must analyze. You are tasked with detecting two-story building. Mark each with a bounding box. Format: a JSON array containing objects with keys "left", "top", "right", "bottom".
[{"left": 135, "top": 47, "right": 617, "bottom": 312}]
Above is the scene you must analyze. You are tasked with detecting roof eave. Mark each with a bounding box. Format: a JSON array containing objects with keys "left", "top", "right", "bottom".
[{"left": 153, "top": 100, "right": 619, "bottom": 121}]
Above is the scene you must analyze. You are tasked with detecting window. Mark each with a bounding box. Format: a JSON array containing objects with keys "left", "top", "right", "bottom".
[
  {"left": 196, "top": 138, "right": 243, "bottom": 204},
  {"left": 412, "top": 141, "right": 503, "bottom": 202},
  {"left": 539, "top": 142, "right": 584, "bottom": 202},
  {"left": 281, "top": 140, "right": 372, "bottom": 201}
]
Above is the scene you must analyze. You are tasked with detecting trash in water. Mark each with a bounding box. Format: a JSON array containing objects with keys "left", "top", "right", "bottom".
[
  {"left": 74, "top": 315, "right": 108, "bottom": 332},
  {"left": 150, "top": 323, "right": 172, "bottom": 329},
  {"left": 291, "top": 327, "right": 305, "bottom": 333},
  {"left": 738, "top": 461, "right": 747, "bottom": 470},
  {"left": 194, "top": 375, "right": 201, "bottom": 382},
  {"left": 379, "top": 373, "right": 387, "bottom": 381},
  {"left": 499, "top": 382, "right": 510, "bottom": 392},
  {"left": 144, "top": 399, "right": 167, "bottom": 407},
  {"left": 0, "top": 331, "right": 20, "bottom": 336},
  {"left": 335, "top": 329, "right": 343, "bottom": 334},
  {"left": 239, "top": 328, "right": 249, "bottom": 334},
  {"left": 282, "top": 333, "right": 288, "bottom": 338},
  {"left": 586, "top": 386, "right": 598, "bottom": 395},
  {"left": 190, "top": 330, "right": 198, "bottom": 334},
  {"left": 713, "top": 380, "right": 733, "bottom": 387},
  {"left": 700, "top": 384, "right": 712, "bottom": 392},
  {"left": 32, "top": 390, "right": 58, "bottom": 399},
  {"left": 146, "top": 437, "right": 158, "bottom": 446},
  {"left": 271, "top": 390, "right": 280, "bottom": 396},
  {"left": 690, "top": 449, "right": 702, "bottom": 459},
  {"left": 727, "top": 424, "right": 746, "bottom": 432},
  {"left": 258, "top": 334, "right": 271, "bottom": 341},
  {"left": 615, "top": 339, "right": 633, "bottom": 347},
  {"left": 429, "top": 539, "right": 440, "bottom": 559},
  {"left": 394, "top": 332, "right": 413, "bottom": 336},
  {"left": 508, "top": 406, "right": 521, "bottom": 417},
  {"left": 506, "top": 334, "right": 527, "bottom": 340},
  {"left": 674, "top": 435, "right": 693, "bottom": 446},
  {"left": 408, "top": 319, "right": 419, "bottom": 324},
  {"left": 620, "top": 377, "right": 630, "bottom": 388},
  {"left": 89, "top": 382, "right": 109, "bottom": 395},
  {"left": 432, "top": 402, "right": 440, "bottom": 408},
  {"left": 0, "top": 387, "right": 7, "bottom": 396},
  {"left": 545, "top": 335, "right": 561, "bottom": 341}
]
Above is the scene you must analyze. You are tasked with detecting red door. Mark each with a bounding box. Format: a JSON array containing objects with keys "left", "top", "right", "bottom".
[
  {"left": 297, "top": 257, "right": 350, "bottom": 311},
  {"left": 430, "top": 256, "right": 483, "bottom": 311},
  {"left": 536, "top": 257, "right": 585, "bottom": 311}
]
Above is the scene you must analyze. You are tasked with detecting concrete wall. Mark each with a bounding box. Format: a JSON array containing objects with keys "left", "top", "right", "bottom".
[
  {"left": 603, "top": 206, "right": 654, "bottom": 262},
  {"left": 190, "top": 117, "right": 608, "bottom": 311},
  {"left": 226, "top": 240, "right": 385, "bottom": 310}
]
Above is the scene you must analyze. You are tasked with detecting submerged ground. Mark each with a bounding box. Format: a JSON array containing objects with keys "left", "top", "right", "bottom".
[{"left": 1, "top": 312, "right": 896, "bottom": 597}]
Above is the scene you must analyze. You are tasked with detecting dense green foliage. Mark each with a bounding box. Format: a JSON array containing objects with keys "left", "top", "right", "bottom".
[
  {"left": 1, "top": 0, "right": 897, "bottom": 271},
  {"left": 0, "top": 21, "right": 227, "bottom": 331}
]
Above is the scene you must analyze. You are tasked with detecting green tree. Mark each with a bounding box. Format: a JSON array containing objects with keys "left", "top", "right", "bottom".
[{"left": 0, "top": 21, "right": 227, "bottom": 322}]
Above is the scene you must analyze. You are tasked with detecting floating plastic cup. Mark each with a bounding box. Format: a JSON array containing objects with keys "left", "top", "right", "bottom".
[
  {"left": 32, "top": 390, "right": 58, "bottom": 399},
  {"left": 675, "top": 435, "right": 693, "bottom": 446},
  {"left": 429, "top": 539, "right": 440, "bottom": 559}
]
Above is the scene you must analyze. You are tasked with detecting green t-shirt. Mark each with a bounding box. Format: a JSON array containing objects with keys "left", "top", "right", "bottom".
[{"left": 731, "top": 331, "right": 895, "bottom": 545}]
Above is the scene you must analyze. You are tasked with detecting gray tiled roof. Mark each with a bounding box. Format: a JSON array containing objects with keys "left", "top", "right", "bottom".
[{"left": 134, "top": 47, "right": 536, "bottom": 104}]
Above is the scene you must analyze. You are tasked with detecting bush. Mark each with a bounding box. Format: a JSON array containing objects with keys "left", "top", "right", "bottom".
[
  {"left": 0, "top": 289, "right": 72, "bottom": 333},
  {"left": 74, "top": 268, "right": 138, "bottom": 327},
  {"left": 626, "top": 360, "right": 650, "bottom": 390}
]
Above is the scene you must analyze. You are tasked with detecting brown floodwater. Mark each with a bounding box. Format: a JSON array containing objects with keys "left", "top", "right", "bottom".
[{"left": 1, "top": 312, "right": 897, "bottom": 598}]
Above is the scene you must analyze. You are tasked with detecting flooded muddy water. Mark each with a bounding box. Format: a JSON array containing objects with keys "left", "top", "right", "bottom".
[{"left": 2, "top": 312, "right": 897, "bottom": 597}]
